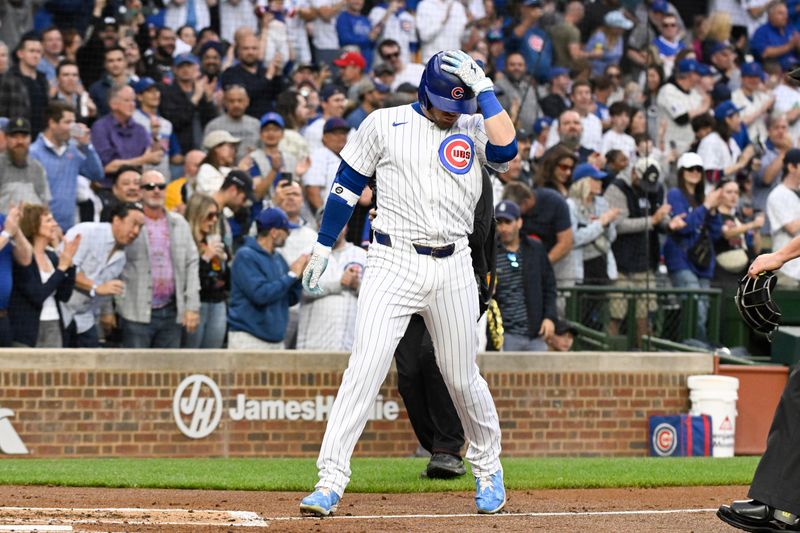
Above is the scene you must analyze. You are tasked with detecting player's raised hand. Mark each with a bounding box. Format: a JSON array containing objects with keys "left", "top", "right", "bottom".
[
  {"left": 440, "top": 50, "right": 494, "bottom": 94},
  {"left": 302, "top": 244, "right": 332, "bottom": 294}
]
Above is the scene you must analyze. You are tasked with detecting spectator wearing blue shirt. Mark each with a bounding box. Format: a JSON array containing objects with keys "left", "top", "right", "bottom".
[
  {"left": 507, "top": 0, "right": 552, "bottom": 81},
  {"left": 227, "top": 207, "right": 308, "bottom": 349},
  {"left": 88, "top": 46, "right": 134, "bottom": 118},
  {"left": 0, "top": 204, "right": 33, "bottom": 346},
  {"left": 664, "top": 152, "right": 724, "bottom": 341},
  {"left": 750, "top": 3, "right": 800, "bottom": 72},
  {"left": 31, "top": 101, "right": 104, "bottom": 232},
  {"left": 336, "top": 0, "right": 381, "bottom": 71},
  {"left": 585, "top": 10, "right": 633, "bottom": 78}
]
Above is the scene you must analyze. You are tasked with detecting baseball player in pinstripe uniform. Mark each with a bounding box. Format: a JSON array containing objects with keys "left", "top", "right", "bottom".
[{"left": 299, "top": 50, "right": 517, "bottom": 516}]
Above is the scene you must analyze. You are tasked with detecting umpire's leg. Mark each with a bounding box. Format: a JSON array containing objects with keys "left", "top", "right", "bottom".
[
  {"left": 748, "top": 365, "right": 800, "bottom": 515},
  {"left": 395, "top": 314, "right": 465, "bottom": 456}
]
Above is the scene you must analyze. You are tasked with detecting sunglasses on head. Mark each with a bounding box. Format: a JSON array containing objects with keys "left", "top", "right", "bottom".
[
  {"left": 507, "top": 252, "right": 519, "bottom": 268},
  {"left": 206, "top": 211, "right": 219, "bottom": 221},
  {"left": 141, "top": 183, "right": 167, "bottom": 191}
]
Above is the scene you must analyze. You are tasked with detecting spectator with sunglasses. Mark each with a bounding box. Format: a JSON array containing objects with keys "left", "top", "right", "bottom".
[
  {"left": 183, "top": 193, "right": 230, "bottom": 349},
  {"left": 116, "top": 170, "right": 201, "bottom": 348},
  {"left": 493, "top": 199, "right": 557, "bottom": 351},
  {"left": 376, "top": 39, "right": 425, "bottom": 91}
]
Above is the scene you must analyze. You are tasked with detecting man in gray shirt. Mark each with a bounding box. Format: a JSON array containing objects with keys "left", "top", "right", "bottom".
[
  {"left": 0, "top": 118, "right": 49, "bottom": 208},
  {"left": 203, "top": 85, "right": 260, "bottom": 159}
]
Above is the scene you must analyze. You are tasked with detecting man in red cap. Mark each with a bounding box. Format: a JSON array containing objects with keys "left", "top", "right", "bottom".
[{"left": 334, "top": 51, "right": 367, "bottom": 101}]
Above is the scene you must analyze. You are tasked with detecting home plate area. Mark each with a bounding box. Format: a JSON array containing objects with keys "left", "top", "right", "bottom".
[{"left": 0, "top": 485, "right": 748, "bottom": 532}]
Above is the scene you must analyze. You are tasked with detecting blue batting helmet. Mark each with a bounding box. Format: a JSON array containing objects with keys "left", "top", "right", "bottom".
[{"left": 418, "top": 51, "right": 477, "bottom": 114}]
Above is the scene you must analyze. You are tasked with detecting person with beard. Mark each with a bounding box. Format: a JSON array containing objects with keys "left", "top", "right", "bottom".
[
  {"left": 198, "top": 41, "right": 224, "bottom": 88},
  {"left": 203, "top": 85, "right": 260, "bottom": 160},
  {"left": 0, "top": 118, "right": 49, "bottom": 209},
  {"left": 227, "top": 207, "right": 308, "bottom": 349},
  {"left": 220, "top": 34, "right": 284, "bottom": 120},
  {"left": 542, "top": 109, "right": 596, "bottom": 165},
  {"left": 160, "top": 54, "right": 218, "bottom": 157},
  {"left": 546, "top": 80, "right": 602, "bottom": 153},
  {"left": 495, "top": 52, "right": 539, "bottom": 132},
  {"left": 76, "top": 14, "right": 120, "bottom": 89},
  {"left": 144, "top": 27, "right": 177, "bottom": 84},
  {"left": 89, "top": 46, "right": 133, "bottom": 118},
  {"left": 604, "top": 157, "right": 686, "bottom": 342}
]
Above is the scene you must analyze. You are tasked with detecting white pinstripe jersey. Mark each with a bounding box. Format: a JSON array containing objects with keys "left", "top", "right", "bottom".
[{"left": 340, "top": 104, "right": 507, "bottom": 247}]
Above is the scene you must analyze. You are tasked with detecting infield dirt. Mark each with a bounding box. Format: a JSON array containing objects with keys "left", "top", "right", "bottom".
[{"left": 0, "top": 484, "right": 748, "bottom": 531}]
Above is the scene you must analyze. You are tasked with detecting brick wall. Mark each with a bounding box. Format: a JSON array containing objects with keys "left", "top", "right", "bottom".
[{"left": 0, "top": 350, "right": 707, "bottom": 458}]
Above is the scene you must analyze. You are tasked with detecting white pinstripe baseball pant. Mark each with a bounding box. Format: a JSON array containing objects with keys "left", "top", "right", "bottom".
[{"left": 314, "top": 237, "right": 502, "bottom": 495}]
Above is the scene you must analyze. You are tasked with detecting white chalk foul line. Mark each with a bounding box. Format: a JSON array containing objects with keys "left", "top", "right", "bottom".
[
  {"left": 0, "top": 524, "right": 72, "bottom": 531},
  {"left": 274, "top": 507, "right": 719, "bottom": 521},
  {"left": 0, "top": 507, "right": 267, "bottom": 528}
]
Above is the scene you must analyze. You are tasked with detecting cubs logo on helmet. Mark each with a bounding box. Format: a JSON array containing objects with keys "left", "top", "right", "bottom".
[
  {"left": 438, "top": 134, "right": 474, "bottom": 175},
  {"left": 451, "top": 87, "right": 464, "bottom": 99}
]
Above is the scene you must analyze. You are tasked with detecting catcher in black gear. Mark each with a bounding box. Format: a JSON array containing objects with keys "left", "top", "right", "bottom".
[{"left": 718, "top": 242, "right": 800, "bottom": 533}]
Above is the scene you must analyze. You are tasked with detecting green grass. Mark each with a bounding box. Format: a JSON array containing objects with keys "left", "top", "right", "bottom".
[{"left": 0, "top": 457, "right": 759, "bottom": 492}]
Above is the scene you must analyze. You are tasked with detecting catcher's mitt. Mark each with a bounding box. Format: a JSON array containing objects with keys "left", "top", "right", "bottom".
[{"left": 736, "top": 272, "right": 781, "bottom": 340}]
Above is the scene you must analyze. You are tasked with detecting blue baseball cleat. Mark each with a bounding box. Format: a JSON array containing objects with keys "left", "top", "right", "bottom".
[
  {"left": 475, "top": 470, "right": 506, "bottom": 514},
  {"left": 300, "top": 488, "right": 340, "bottom": 516}
]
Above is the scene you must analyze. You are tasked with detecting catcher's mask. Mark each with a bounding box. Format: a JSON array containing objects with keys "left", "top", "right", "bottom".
[{"left": 736, "top": 272, "right": 781, "bottom": 340}]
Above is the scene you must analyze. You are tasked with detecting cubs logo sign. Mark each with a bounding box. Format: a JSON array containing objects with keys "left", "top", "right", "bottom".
[
  {"left": 438, "top": 134, "right": 475, "bottom": 175},
  {"left": 652, "top": 422, "right": 678, "bottom": 456},
  {"left": 451, "top": 86, "right": 464, "bottom": 99}
]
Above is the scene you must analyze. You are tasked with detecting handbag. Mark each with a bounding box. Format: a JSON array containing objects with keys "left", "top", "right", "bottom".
[{"left": 687, "top": 227, "right": 713, "bottom": 270}]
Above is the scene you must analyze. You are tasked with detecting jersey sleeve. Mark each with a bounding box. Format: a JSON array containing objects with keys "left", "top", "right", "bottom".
[
  {"left": 339, "top": 110, "right": 384, "bottom": 177},
  {"left": 471, "top": 115, "right": 509, "bottom": 173}
]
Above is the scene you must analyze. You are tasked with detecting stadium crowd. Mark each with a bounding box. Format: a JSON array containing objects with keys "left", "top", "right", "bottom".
[{"left": 0, "top": 0, "right": 799, "bottom": 351}]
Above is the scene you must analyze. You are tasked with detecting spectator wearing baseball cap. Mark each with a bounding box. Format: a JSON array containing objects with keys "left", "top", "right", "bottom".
[
  {"left": 566, "top": 163, "right": 619, "bottom": 291},
  {"left": 156, "top": 46, "right": 219, "bottom": 159},
  {"left": 333, "top": 51, "right": 368, "bottom": 101},
  {"left": 249, "top": 112, "right": 294, "bottom": 206},
  {"left": 656, "top": 57, "right": 711, "bottom": 154},
  {"left": 228, "top": 207, "right": 308, "bottom": 350},
  {"left": 664, "top": 152, "right": 723, "bottom": 340},
  {"left": 732, "top": 62, "right": 774, "bottom": 143},
  {"left": 131, "top": 78, "right": 174, "bottom": 180},
  {"left": 0, "top": 117, "right": 50, "bottom": 210},
  {"left": 506, "top": 0, "right": 552, "bottom": 81},
  {"left": 346, "top": 78, "right": 389, "bottom": 129},
  {"left": 540, "top": 67, "right": 571, "bottom": 120},
  {"left": 303, "top": 85, "right": 346, "bottom": 154},
  {"left": 195, "top": 130, "right": 241, "bottom": 196},
  {"left": 494, "top": 199, "right": 558, "bottom": 352},
  {"left": 585, "top": 10, "right": 632, "bottom": 77},
  {"left": 305, "top": 118, "right": 352, "bottom": 213},
  {"left": 547, "top": 319, "right": 578, "bottom": 352},
  {"left": 697, "top": 101, "right": 755, "bottom": 183}
]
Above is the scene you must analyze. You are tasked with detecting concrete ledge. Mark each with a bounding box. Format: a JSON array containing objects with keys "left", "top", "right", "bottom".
[{"left": 0, "top": 349, "right": 714, "bottom": 373}]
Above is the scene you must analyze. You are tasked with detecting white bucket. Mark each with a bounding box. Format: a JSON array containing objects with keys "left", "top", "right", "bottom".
[{"left": 687, "top": 375, "right": 739, "bottom": 457}]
